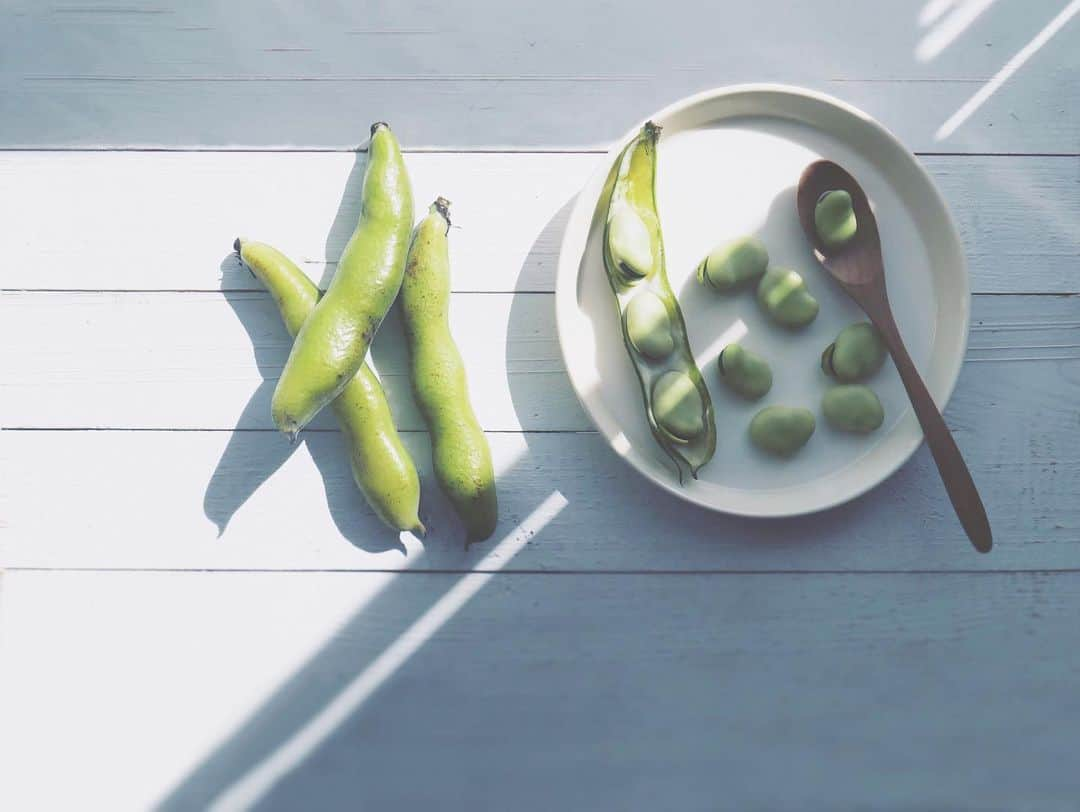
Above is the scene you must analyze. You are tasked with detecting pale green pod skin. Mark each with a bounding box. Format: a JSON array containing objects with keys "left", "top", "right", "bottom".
[
  {"left": 271, "top": 123, "right": 414, "bottom": 438},
  {"left": 624, "top": 291, "right": 675, "bottom": 360},
  {"left": 401, "top": 199, "right": 497, "bottom": 544},
  {"left": 607, "top": 201, "right": 654, "bottom": 282},
  {"left": 823, "top": 384, "right": 885, "bottom": 433},
  {"left": 236, "top": 239, "right": 424, "bottom": 535},
  {"left": 718, "top": 343, "right": 772, "bottom": 400},
  {"left": 597, "top": 122, "right": 717, "bottom": 482},
  {"left": 821, "top": 321, "right": 886, "bottom": 381},
  {"left": 749, "top": 406, "right": 815, "bottom": 457},
  {"left": 696, "top": 236, "right": 769, "bottom": 293},
  {"left": 814, "top": 189, "right": 858, "bottom": 249},
  {"left": 652, "top": 371, "right": 706, "bottom": 442},
  {"left": 756, "top": 266, "right": 819, "bottom": 328}
]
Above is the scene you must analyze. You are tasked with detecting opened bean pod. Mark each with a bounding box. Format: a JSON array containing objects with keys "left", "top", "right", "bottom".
[{"left": 598, "top": 122, "right": 716, "bottom": 481}]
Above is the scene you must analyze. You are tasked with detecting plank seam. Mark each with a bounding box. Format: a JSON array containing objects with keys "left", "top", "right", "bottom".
[
  {"left": 5, "top": 567, "right": 1080, "bottom": 575},
  {"left": 0, "top": 148, "right": 1076, "bottom": 157},
  {"left": 3, "top": 290, "right": 1075, "bottom": 297},
  {"left": 0, "top": 427, "right": 595, "bottom": 435}
]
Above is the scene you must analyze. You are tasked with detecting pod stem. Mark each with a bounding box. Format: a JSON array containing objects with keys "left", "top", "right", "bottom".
[
  {"left": 432, "top": 196, "right": 452, "bottom": 233},
  {"left": 233, "top": 237, "right": 257, "bottom": 279}
]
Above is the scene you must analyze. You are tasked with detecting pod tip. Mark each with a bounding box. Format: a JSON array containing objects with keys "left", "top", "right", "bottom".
[
  {"left": 432, "top": 196, "right": 452, "bottom": 229},
  {"left": 370, "top": 121, "right": 390, "bottom": 136},
  {"left": 412, "top": 521, "right": 427, "bottom": 538},
  {"left": 233, "top": 237, "right": 244, "bottom": 253}
]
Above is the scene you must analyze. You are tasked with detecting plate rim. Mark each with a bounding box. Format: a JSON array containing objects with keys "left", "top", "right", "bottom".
[{"left": 553, "top": 82, "right": 971, "bottom": 518}]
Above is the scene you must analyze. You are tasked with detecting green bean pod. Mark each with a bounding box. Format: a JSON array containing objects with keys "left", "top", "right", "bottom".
[
  {"left": 271, "top": 122, "right": 414, "bottom": 438},
  {"left": 401, "top": 199, "right": 497, "bottom": 543},
  {"left": 235, "top": 238, "right": 424, "bottom": 535},
  {"left": 597, "top": 122, "right": 716, "bottom": 481}
]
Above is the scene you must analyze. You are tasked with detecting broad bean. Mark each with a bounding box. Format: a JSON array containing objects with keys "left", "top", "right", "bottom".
[
  {"left": 696, "top": 236, "right": 768, "bottom": 293},
  {"left": 821, "top": 322, "right": 886, "bottom": 381},
  {"left": 814, "top": 189, "right": 857, "bottom": 249},
  {"left": 822, "top": 384, "right": 884, "bottom": 433},
  {"left": 652, "top": 371, "right": 706, "bottom": 442},
  {"left": 749, "top": 406, "right": 815, "bottom": 457},
  {"left": 625, "top": 291, "right": 675, "bottom": 360},
  {"left": 718, "top": 343, "right": 772, "bottom": 400},
  {"left": 756, "top": 267, "right": 819, "bottom": 328}
]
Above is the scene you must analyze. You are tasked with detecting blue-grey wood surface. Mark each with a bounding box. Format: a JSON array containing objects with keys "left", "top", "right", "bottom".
[
  {"left": 1, "top": 2, "right": 1079, "bottom": 810},
  {"left": 3, "top": 0, "right": 1079, "bottom": 151}
]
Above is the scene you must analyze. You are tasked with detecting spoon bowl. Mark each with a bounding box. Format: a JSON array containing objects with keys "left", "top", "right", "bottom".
[{"left": 798, "top": 160, "right": 883, "bottom": 287}]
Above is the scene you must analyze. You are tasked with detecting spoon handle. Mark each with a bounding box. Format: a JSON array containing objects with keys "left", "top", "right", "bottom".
[{"left": 867, "top": 304, "right": 992, "bottom": 553}]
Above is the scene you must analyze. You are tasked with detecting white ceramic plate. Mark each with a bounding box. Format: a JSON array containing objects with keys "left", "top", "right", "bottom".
[{"left": 555, "top": 84, "right": 969, "bottom": 517}]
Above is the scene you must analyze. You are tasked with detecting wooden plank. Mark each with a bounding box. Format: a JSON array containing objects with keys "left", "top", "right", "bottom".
[
  {"left": 3, "top": 570, "right": 1079, "bottom": 810},
  {"left": 2, "top": 1, "right": 1077, "bottom": 151},
  {"left": 0, "top": 290, "right": 582, "bottom": 432},
  {"left": 0, "top": 152, "right": 592, "bottom": 294},
  {"left": 3, "top": 294, "right": 1077, "bottom": 571},
  {"left": 0, "top": 152, "right": 1076, "bottom": 294},
  {"left": 2, "top": 292, "right": 1076, "bottom": 432},
  {"left": 2, "top": 425, "right": 1075, "bottom": 572}
]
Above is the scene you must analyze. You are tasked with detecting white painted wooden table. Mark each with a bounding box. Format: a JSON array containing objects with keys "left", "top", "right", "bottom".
[{"left": 2, "top": 3, "right": 1079, "bottom": 810}]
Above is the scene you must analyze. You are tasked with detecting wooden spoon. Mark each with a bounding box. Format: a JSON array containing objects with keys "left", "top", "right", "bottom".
[{"left": 797, "top": 159, "right": 992, "bottom": 553}]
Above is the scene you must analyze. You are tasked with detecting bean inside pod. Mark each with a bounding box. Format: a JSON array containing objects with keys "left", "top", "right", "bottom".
[
  {"left": 624, "top": 291, "right": 675, "bottom": 360},
  {"left": 652, "top": 371, "right": 706, "bottom": 442},
  {"left": 607, "top": 201, "right": 655, "bottom": 283}
]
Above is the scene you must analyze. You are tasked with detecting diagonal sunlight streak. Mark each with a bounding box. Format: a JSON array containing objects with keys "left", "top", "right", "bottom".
[
  {"left": 935, "top": 0, "right": 1080, "bottom": 140},
  {"left": 698, "top": 318, "right": 749, "bottom": 365},
  {"left": 916, "top": 0, "right": 996, "bottom": 62},
  {"left": 207, "top": 490, "right": 569, "bottom": 812},
  {"left": 919, "top": 0, "right": 958, "bottom": 27}
]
